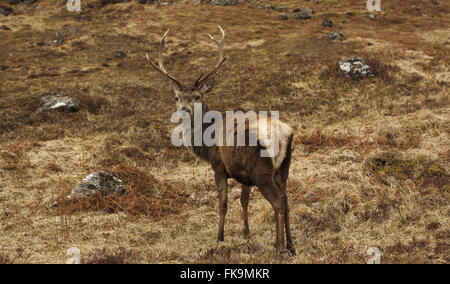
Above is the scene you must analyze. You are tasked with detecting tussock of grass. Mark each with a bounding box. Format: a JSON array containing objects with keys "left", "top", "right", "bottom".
[{"left": 364, "top": 150, "right": 448, "bottom": 181}]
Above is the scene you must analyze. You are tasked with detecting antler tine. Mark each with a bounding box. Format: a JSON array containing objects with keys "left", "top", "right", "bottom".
[
  {"left": 157, "top": 29, "right": 171, "bottom": 73},
  {"left": 146, "top": 29, "right": 182, "bottom": 87},
  {"left": 208, "top": 25, "right": 225, "bottom": 62},
  {"left": 195, "top": 25, "right": 227, "bottom": 88}
]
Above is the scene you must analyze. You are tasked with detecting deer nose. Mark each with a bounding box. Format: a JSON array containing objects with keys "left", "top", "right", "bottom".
[{"left": 180, "top": 107, "right": 191, "bottom": 114}]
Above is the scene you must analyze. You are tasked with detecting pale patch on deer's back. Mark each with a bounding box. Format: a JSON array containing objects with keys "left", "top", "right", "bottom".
[{"left": 250, "top": 118, "right": 293, "bottom": 169}]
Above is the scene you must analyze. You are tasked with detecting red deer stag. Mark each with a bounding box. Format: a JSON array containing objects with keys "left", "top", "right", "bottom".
[{"left": 146, "top": 26, "right": 296, "bottom": 255}]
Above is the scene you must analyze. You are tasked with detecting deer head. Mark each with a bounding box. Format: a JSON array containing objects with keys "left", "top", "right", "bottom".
[{"left": 146, "top": 25, "right": 227, "bottom": 115}]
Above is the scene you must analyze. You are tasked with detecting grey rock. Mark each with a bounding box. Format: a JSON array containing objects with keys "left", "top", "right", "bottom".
[
  {"left": 278, "top": 13, "right": 289, "bottom": 20},
  {"left": 0, "top": 5, "right": 13, "bottom": 16},
  {"left": 113, "top": 51, "right": 127, "bottom": 58},
  {"left": 211, "top": 0, "right": 237, "bottom": 6},
  {"left": 324, "top": 31, "right": 345, "bottom": 41},
  {"left": 38, "top": 95, "right": 81, "bottom": 113},
  {"left": 322, "top": 19, "right": 333, "bottom": 27},
  {"left": 100, "top": 0, "right": 127, "bottom": 5},
  {"left": 8, "top": 0, "right": 37, "bottom": 5},
  {"left": 293, "top": 8, "right": 313, "bottom": 20},
  {"left": 339, "top": 57, "right": 374, "bottom": 79},
  {"left": 70, "top": 171, "right": 125, "bottom": 198}
]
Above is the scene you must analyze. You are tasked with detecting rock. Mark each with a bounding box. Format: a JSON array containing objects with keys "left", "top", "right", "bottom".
[
  {"left": 1, "top": 25, "right": 11, "bottom": 30},
  {"left": 322, "top": 19, "right": 333, "bottom": 27},
  {"left": 324, "top": 31, "right": 345, "bottom": 40},
  {"left": 37, "top": 95, "right": 81, "bottom": 112},
  {"left": 367, "top": 13, "right": 376, "bottom": 20},
  {"left": 211, "top": 0, "right": 237, "bottom": 6},
  {"left": 278, "top": 13, "right": 289, "bottom": 20},
  {"left": 0, "top": 5, "right": 13, "bottom": 16},
  {"left": 69, "top": 171, "right": 125, "bottom": 198},
  {"left": 293, "top": 8, "right": 313, "bottom": 20},
  {"left": 8, "top": 0, "right": 37, "bottom": 5},
  {"left": 100, "top": 0, "right": 128, "bottom": 6},
  {"left": 113, "top": 51, "right": 127, "bottom": 59},
  {"left": 339, "top": 57, "right": 374, "bottom": 79}
]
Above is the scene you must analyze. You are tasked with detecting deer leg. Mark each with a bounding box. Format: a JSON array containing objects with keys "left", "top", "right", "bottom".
[
  {"left": 274, "top": 174, "right": 296, "bottom": 256},
  {"left": 240, "top": 185, "right": 251, "bottom": 239},
  {"left": 257, "top": 177, "right": 286, "bottom": 253},
  {"left": 215, "top": 171, "right": 228, "bottom": 242}
]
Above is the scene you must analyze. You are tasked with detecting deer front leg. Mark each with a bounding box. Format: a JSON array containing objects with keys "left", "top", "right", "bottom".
[
  {"left": 215, "top": 170, "right": 228, "bottom": 242},
  {"left": 241, "top": 185, "right": 251, "bottom": 239}
]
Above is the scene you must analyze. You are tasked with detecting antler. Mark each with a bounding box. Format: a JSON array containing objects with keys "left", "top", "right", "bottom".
[
  {"left": 146, "top": 29, "right": 182, "bottom": 88},
  {"left": 194, "top": 25, "right": 227, "bottom": 88}
]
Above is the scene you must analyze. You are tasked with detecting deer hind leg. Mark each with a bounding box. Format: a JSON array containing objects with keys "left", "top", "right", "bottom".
[
  {"left": 275, "top": 174, "right": 296, "bottom": 255},
  {"left": 256, "top": 176, "right": 286, "bottom": 253},
  {"left": 240, "top": 185, "right": 251, "bottom": 239},
  {"left": 215, "top": 170, "right": 228, "bottom": 242}
]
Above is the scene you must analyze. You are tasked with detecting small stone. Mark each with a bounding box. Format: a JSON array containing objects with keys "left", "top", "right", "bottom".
[
  {"left": 113, "top": 51, "right": 127, "bottom": 59},
  {"left": 339, "top": 57, "right": 374, "bottom": 79},
  {"left": 293, "top": 9, "right": 313, "bottom": 20},
  {"left": 278, "top": 13, "right": 289, "bottom": 20},
  {"left": 37, "top": 95, "right": 81, "bottom": 112},
  {"left": 367, "top": 13, "right": 376, "bottom": 20},
  {"left": 69, "top": 171, "right": 125, "bottom": 198},
  {"left": 322, "top": 19, "right": 333, "bottom": 27},
  {"left": 8, "top": 0, "right": 37, "bottom": 5},
  {"left": 324, "top": 31, "right": 345, "bottom": 41},
  {"left": 211, "top": 0, "right": 237, "bottom": 6}
]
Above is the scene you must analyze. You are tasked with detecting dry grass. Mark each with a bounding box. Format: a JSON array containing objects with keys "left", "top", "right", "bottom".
[{"left": 0, "top": 0, "right": 449, "bottom": 263}]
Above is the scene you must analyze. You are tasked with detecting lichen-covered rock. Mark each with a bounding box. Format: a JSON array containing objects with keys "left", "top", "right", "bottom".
[
  {"left": 324, "top": 31, "right": 345, "bottom": 41},
  {"left": 38, "top": 95, "right": 81, "bottom": 113},
  {"left": 69, "top": 171, "right": 125, "bottom": 198},
  {"left": 339, "top": 57, "right": 374, "bottom": 79}
]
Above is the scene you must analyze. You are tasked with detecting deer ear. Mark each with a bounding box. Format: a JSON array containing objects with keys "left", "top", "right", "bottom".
[
  {"left": 199, "top": 78, "right": 216, "bottom": 94},
  {"left": 170, "top": 81, "right": 182, "bottom": 92}
]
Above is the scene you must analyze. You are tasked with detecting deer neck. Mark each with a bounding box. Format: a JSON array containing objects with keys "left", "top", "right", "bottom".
[{"left": 185, "top": 103, "right": 218, "bottom": 162}]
